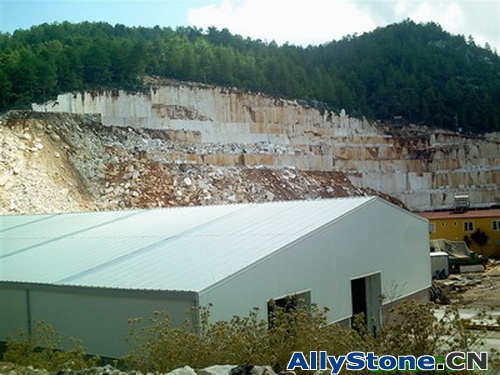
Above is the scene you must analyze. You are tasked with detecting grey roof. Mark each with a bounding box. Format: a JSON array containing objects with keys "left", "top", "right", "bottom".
[{"left": 1, "top": 197, "right": 380, "bottom": 293}]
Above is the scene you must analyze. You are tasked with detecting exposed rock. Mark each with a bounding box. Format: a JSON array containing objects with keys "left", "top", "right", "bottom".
[
  {"left": 0, "top": 363, "right": 277, "bottom": 375},
  {"left": 50, "top": 132, "right": 61, "bottom": 142},
  {"left": 2, "top": 79, "right": 499, "bottom": 215},
  {"left": 0, "top": 362, "right": 50, "bottom": 375},
  {"left": 28, "top": 83, "right": 500, "bottom": 211},
  {"left": 2, "top": 110, "right": 406, "bottom": 215},
  {"left": 197, "top": 365, "right": 238, "bottom": 375},
  {"left": 168, "top": 365, "right": 198, "bottom": 375}
]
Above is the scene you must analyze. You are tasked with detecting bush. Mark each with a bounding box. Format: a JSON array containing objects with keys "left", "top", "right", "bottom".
[
  {"left": 124, "top": 303, "right": 367, "bottom": 373},
  {"left": 5, "top": 302, "right": 498, "bottom": 373},
  {"left": 125, "top": 301, "right": 499, "bottom": 374},
  {"left": 3, "top": 320, "right": 99, "bottom": 371}
]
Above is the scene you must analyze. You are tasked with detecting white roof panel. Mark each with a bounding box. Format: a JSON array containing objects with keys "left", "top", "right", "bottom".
[{"left": 1, "top": 197, "right": 375, "bottom": 292}]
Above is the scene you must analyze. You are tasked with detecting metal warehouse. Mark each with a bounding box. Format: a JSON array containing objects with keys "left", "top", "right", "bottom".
[{"left": 0, "top": 197, "right": 431, "bottom": 358}]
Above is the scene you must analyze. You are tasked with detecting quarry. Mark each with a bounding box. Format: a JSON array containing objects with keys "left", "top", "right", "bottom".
[
  {"left": 1, "top": 79, "right": 500, "bottom": 373},
  {"left": 1, "top": 79, "right": 498, "bottom": 215}
]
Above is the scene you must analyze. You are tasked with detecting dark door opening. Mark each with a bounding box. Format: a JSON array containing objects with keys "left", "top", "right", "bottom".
[
  {"left": 267, "top": 291, "right": 311, "bottom": 328},
  {"left": 351, "top": 277, "right": 367, "bottom": 325},
  {"left": 350, "top": 273, "right": 381, "bottom": 336}
]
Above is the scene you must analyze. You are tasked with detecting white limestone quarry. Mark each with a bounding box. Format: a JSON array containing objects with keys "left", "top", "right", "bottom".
[{"left": 32, "top": 82, "right": 500, "bottom": 211}]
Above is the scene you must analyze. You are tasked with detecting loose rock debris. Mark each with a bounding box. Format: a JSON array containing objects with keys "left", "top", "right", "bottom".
[
  {"left": 0, "top": 111, "right": 402, "bottom": 215},
  {"left": 0, "top": 363, "right": 282, "bottom": 375},
  {"left": 433, "top": 260, "right": 500, "bottom": 309}
]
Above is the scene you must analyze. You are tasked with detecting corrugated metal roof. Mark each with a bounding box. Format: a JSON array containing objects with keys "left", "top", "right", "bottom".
[
  {"left": 1, "top": 197, "right": 376, "bottom": 293},
  {"left": 417, "top": 208, "right": 500, "bottom": 220}
]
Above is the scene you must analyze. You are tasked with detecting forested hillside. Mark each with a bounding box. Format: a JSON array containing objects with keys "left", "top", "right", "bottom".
[{"left": 1, "top": 20, "right": 499, "bottom": 132}]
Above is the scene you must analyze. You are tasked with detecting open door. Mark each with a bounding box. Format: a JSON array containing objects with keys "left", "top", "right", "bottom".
[
  {"left": 351, "top": 273, "right": 381, "bottom": 335},
  {"left": 267, "top": 291, "right": 311, "bottom": 328}
]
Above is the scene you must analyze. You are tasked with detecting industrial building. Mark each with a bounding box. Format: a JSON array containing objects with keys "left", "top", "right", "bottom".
[{"left": 0, "top": 197, "right": 430, "bottom": 358}]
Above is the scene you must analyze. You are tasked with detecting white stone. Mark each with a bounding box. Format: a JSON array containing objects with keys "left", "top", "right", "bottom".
[
  {"left": 265, "top": 191, "right": 275, "bottom": 201},
  {"left": 0, "top": 174, "right": 9, "bottom": 186},
  {"left": 9, "top": 200, "right": 17, "bottom": 210},
  {"left": 198, "top": 365, "right": 237, "bottom": 375},
  {"left": 198, "top": 181, "right": 210, "bottom": 190},
  {"left": 168, "top": 365, "right": 198, "bottom": 375},
  {"left": 25, "top": 84, "right": 500, "bottom": 212}
]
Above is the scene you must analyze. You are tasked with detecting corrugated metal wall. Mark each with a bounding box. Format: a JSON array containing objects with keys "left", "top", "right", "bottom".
[
  {"left": 0, "top": 285, "right": 196, "bottom": 358},
  {"left": 200, "top": 199, "right": 430, "bottom": 324}
]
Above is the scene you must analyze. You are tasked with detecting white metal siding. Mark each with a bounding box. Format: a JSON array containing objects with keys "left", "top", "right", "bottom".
[
  {"left": 200, "top": 199, "right": 430, "bottom": 324},
  {"left": 0, "top": 288, "right": 27, "bottom": 339},
  {"left": 0, "top": 285, "right": 196, "bottom": 358}
]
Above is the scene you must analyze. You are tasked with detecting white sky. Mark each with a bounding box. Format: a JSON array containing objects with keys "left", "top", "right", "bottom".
[
  {"left": 187, "top": 0, "right": 500, "bottom": 51},
  {"left": 1, "top": 0, "right": 499, "bottom": 52}
]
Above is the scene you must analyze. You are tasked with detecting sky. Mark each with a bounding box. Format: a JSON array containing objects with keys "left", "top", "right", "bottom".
[{"left": 0, "top": 0, "right": 499, "bottom": 52}]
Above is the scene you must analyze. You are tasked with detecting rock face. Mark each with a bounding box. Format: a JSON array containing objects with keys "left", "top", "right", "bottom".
[
  {"left": 0, "top": 113, "right": 94, "bottom": 214},
  {"left": 0, "top": 111, "right": 395, "bottom": 215},
  {"left": 31, "top": 81, "right": 500, "bottom": 211}
]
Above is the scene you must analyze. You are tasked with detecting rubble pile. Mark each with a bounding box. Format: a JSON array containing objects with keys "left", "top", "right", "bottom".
[
  {"left": 0, "top": 363, "right": 278, "bottom": 375},
  {"left": 434, "top": 259, "right": 500, "bottom": 308},
  {"left": 31, "top": 82, "right": 500, "bottom": 211},
  {"left": 0, "top": 113, "right": 94, "bottom": 214},
  {"left": 0, "top": 111, "right": 396, "bottom": 215}
]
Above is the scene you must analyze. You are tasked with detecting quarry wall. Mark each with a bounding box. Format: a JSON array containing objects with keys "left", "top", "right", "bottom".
[{"left": 32, "top": 83, "right": 500, "bottom": 211}]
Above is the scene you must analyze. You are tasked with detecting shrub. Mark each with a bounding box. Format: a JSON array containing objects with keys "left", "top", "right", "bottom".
[
  {"left": 125, "top": 301, "right": 498, "bottom": 374},
  {"left": 3, "top": 320, "right": 99, "bottom": 371},
  {"left": 5, "top": 302, "right": 498, "bottom": 373},
  {"left": 124, "top": 303, "right": 367, "bottom": 373}
]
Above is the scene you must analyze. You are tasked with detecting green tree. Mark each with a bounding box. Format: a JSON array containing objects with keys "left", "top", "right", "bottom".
[
  {"left": 1, "top": 20, "right": 499, "bottom": 132},
  {"left": 81, "top": 43, "right": 112, "bottom": 86}
]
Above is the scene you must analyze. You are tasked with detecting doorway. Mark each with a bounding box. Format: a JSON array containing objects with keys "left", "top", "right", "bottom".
[
  {"left": 351, "top": 273, "right": 381, "bottom": 335},
  {"left": 267, "top": 291, "right": 311, "bottom": 328}
]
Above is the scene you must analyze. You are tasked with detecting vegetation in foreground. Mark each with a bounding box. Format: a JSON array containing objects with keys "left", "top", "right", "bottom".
[
  {"left": 3, "top": 321, "right": 99, "bottom": 371},
  {"left": 3, "top": 301, "right": 499, "bottom": 373}
]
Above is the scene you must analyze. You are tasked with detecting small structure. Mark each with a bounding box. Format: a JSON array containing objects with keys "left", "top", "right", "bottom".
[
  {"left": 1, "top": 197, "right": 430, "bottom": 358},
  {"left": 418, "top": 208, "right": 500, "bottom": 257},
  {"left": 452, "top": 195, "right": 470, "bottom": 213},
  {"left": 429, "top": 239, "right": 485, "bottom": 273},
  {"left": 430, "top": 251, "right": 449, "bottom": 279}
]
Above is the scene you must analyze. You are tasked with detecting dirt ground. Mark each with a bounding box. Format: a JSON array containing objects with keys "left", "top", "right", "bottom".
[{"left": 443, "top": 261, "right": 500, "bottom": 309}]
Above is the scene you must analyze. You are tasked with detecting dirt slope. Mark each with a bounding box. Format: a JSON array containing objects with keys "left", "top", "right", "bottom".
[
  {"left": 0, "top": 113, "right": 96, "bottom": 214},
  {"left": 0, "top": 111, "right": 401, "bottom": 215}
]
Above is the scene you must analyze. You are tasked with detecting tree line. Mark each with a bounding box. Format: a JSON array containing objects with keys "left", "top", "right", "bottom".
[{"left": 0, "top": 19, "right": 499, "bottom": 132}]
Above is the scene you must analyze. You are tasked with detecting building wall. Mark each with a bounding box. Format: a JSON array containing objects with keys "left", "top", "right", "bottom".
[
  {"left": 428, "top": 216, "right": 500, "bottom": 257},
  {"left": 0, "top": 284, "right": 196, "bottom": 358},
  {"left": 200, "top": 199, "right": 430, "bottom": 326},
  {"left": 381, "top": 288, "right": 430, "bottom": 326},
  {"left": 0, "top": 288, "right": 28, "bottom": 339}
]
